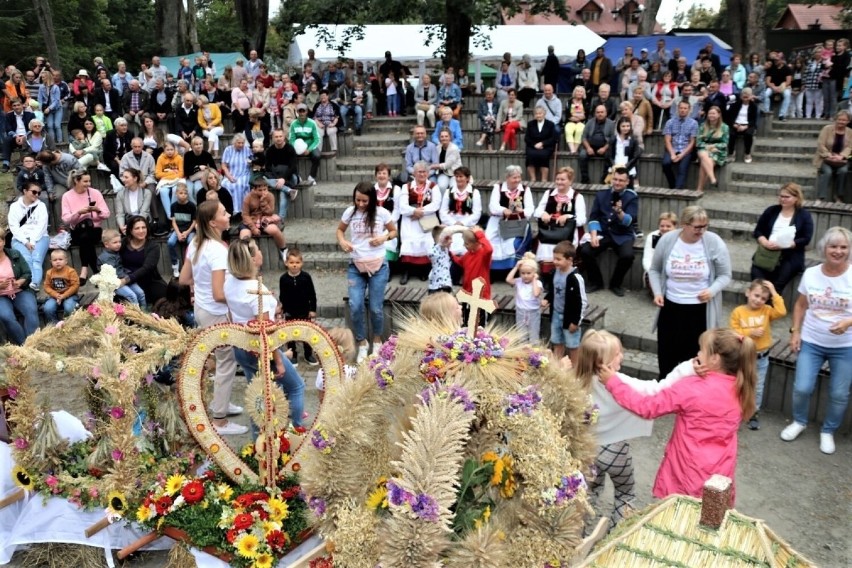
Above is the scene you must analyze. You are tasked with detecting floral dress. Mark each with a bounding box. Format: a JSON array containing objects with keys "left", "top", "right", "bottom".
[{"left": 697, "top": 123, "right": 729, "bottom": 166}]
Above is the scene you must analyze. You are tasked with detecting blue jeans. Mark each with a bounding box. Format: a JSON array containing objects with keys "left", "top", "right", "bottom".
[
  {"left": 43, "top": 295, "right": 79, "bottom": 323},
  {"left": 11, "top": 236, "right": 50, "bottom": 287},
  {"left": 267, "top": 175, "right": 298, "bottom": 219},
  {"left": 158, "top": 184, "right": 177, "bottom": 219},
  {"left": 763, "top": 87, "right": 791, "bottom": 116},
  {"left": 45, "top": 107, "right": 63, "bottom": 143},
  {"left": 167, "top": 230, "right": 195, "bottom": 265},
  {"left": 116, "top": 283, "right": 146, "bottom": 308},
  {"left": 662, "top": 150, "right": 693, "bottom": 189},
  {"left": 340, "top": 105, "right": 364, "bottom": 130},
  {"left": 233, "top": 347, "right": 305, "bottom": 429},
  {"left": 817, "top": 162, "right": 848, "bottom": 201},
  {"left": 0, "top": 290, "right": 38, "bottom": 345},
  {"left": 185, "top": 180, "right": 201, "bottom": 203},
  {"left": 347, "top": 261, "right": 389, "bottom": 342},
  {"left": 792, "top": 340, "right": 852, "bottom": 433},
  {"left": 755, "top": 352, "right": 769, "bottom": 411},
  {"left": 387, "top": 93, "right": 401, "bottom": 114}
]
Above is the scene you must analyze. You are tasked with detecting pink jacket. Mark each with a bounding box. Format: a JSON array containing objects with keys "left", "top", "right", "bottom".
[
  {"left": 61, "top": 187, "right": 110, "bottom": 228},
  {"left": 606, "top": 372, "right": 742, "bottom": 503}
]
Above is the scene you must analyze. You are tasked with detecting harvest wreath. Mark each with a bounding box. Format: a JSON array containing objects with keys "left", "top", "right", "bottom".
[{"left": 0, "top": 295, "right": 201, "bottom": 518}]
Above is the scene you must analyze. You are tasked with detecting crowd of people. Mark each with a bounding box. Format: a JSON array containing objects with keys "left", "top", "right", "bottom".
[{"left": 0, "top": 44, "right": 850, "bottom": 459}]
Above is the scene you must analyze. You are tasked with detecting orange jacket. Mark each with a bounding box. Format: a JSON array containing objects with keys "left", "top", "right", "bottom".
[{"left": 3, "top": 80, "right": 31, "bottom": 112}]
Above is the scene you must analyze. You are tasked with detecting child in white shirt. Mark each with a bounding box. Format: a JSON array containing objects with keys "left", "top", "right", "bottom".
[
  {"left": 428, "top": 225, "right": 452, "bottom": 294},
  {"left": 506, "top": 252, "right": 543, "bottom": 343}
]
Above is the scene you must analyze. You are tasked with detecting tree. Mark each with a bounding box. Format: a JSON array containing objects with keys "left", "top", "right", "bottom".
[
  {"left": 32, "top": 0, "right": 60, "bottom": 71},
  {"left": 235, "top": 0, "right": 270, "bottom": 58},
  {"left": 638, "top": 0, "right": 661, "bottom": 35},
  {"left": 197, "top": 0, "right": 244, "bottom": 53},
  {"left": 155, "top": 0, "right": 187, "bottom": 56},
  {"left": 187, "top": 0, "right": 201, "bottom": 53}
]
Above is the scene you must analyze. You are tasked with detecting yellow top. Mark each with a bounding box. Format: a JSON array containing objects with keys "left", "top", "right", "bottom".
[{"left": 729, "top": 294, "right": 787, "bottom": 352}]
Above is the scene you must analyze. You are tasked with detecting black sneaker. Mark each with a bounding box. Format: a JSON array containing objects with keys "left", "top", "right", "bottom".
[
  {"left": 610, "top": 286, "right": 625, "bottom": 297},
  {"left": 778, "top": 116, "right": 786, "bottom": 122},
  {"left": 305, "top": 354, "right": 319, "bottom": 366},
  {"left": 747, "top": 413, "right": 760, "bottom": 430}
]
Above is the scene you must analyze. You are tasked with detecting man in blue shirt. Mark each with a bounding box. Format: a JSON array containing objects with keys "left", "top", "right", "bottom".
[
  {"left": 661, "top": 100, "right": 698, "bottom": 189},
  {"left": 401, "top": 125, "right": 438, "bottom": 183},
  {"left": 579, "top": 168, "right": 639, "bottom": 297}
]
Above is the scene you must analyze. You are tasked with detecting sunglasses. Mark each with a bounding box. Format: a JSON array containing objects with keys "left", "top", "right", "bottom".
[{"left": 27, "top": 189, "right": 40, "bottom": 195}]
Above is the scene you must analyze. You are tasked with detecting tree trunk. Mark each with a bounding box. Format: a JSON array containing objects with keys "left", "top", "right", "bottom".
[
  {"left": 33, "top": 0, "right": 61, "bottom": 71},
  {"left": 745, "top": 0, "right": 767, "bottom": 58},
  {"left": 156, "top": 0, "right": 186, "bottom": 55},
  {"left": 727, "top": 1, "right": 746, "bottom": 56},
  {"left": 235, "top": 0, "right": 269, "bottom": 58},
  {"left": 186, "top": 0, "right": 201, "bottom": 53},
  {"left": 638, "top": 0, "right": 661, "bottom": 35},
  {"left": 444, "top": 0, "right": 472, "bottom": 73}
]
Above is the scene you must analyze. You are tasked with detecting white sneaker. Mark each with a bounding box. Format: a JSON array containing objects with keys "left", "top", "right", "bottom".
[
  {"left": 96, "top": 162, "right": 111, "bottom": 172},
  {"left": 819, "top": 433, "right": 835, "bottom": 455},
  {"left": 372, "top": 342, "right": 383, "bottom": 356},
  {"left": 227, "top": 403, "right": 244, "bottom": 416},
  {"left": 172, "top": 264, "right": 180, "bottom": 278},
  {"left": 780, "top": 422, "right": 806, "bottom": 441},
  {"left": 307, "top": 176, "right": 316, "bottom": 186},
  {"left": 356, "top": 344, "right": 369, "bottom": 364},
  {"left": 214, "top": 421, "right": 249, "bottom": 435}
]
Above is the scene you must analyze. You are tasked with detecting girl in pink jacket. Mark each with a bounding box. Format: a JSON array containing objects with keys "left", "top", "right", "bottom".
[{"left": 598, "top": 328, "right": 757, "bottom": 504}]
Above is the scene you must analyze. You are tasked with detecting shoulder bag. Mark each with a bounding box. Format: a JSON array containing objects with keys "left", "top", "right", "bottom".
[{"left": 752, "top": 244, "right": 781, "bottom": 271}]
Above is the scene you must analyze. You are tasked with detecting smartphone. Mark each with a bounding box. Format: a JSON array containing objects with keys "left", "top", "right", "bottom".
[{"left": 88, "top": 200, "right": 96, "bottom": 207}]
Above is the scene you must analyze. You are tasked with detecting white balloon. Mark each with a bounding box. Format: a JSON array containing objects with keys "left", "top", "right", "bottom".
[{"left": 293, "top": 139, "right": 308, "bottom": 155}]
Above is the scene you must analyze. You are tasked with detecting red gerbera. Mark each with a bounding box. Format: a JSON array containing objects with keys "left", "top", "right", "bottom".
[
  {"left": 155, "top": 495, "right": 173, "bottom": 515},
  {"left": 226, "top": 528, "right": 238, "bottom": 544},
  {"left": 266, "top": 530, "right": 289, "bottom": 550},
  {"left": 255, "top": 508, "right": 269, "bottom": 521},
  {"left": 203, "top": 470, "right": 216, "bottom": 481},
  {"left": 181, "top": 480, "right": 205, "bottom": 504},
  {"left": 232, "top": 512, "right": 254, "bottom": 531},
  {"left": 280, "top": 486, "right": 301, "bottom": 499},
  {"left": 279, "top": 435, "right": 291, "bottom": 454}
]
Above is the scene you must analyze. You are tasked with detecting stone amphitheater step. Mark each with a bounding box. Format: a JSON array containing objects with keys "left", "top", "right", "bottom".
[
  {"left": 353, "top": 133, "right": 411, "bottom": 147},
  {"left": 364, "top": 116, "right": 416, "bottom": 132},
  {"left": 753, "top": 152, "right": 813, "bottom": 165},
  {"left": 336, "top": 158, "right": 388, "bottom": 172},
  {"left": 351, "top": 146, "right": 406, "bottom": 159},
  {"left": 698, "top": 191, "right": 767, "bottom": 224},
  {"left": 728, "top": 180, "right": 816, "bottom": 198},
  {"left": 753, "top": 138, "right": 818, "bottom": 155},
  {"left": 771, "top": 128, "right": 820, "bottom": 139},
  {"left": 728, "top": 162, "right": 815, "bottom": 187},
  {"left": 768, "top": 118, "right": 830, "bottom": 131}
]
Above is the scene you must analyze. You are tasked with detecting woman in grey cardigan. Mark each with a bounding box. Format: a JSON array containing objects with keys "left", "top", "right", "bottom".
[
  {"left": 115, "top": 168, "right": 153, "bottom": 235},
  {"left": 649, "top": 206, "right": 732, "bottom": 379}
]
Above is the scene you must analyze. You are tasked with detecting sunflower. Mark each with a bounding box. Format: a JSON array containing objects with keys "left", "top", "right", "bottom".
[
  {"left": 11, "top": 466, "right": 33, "bottom": 490},
  {"left": 366, "top": 486, "right": 388, "bottom": 510},
  {"left": 235, "top": 533, "right": 260, "bottom": 559},
  {"left": 106, "top": 490, "right": 128, "bottom": 515},
  {"left": 254, "top": 552, "right": 274, "bottom": 568},
  {"left": 164, "top": 474, "right": 186, "bottom": 496},
  {"left": 266, "top": 497, "right": 288, "bottom": 522}
]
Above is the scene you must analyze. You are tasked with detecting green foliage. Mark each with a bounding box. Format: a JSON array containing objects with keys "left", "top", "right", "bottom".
[
  {"left": 452, "top": 457, "right": 496, "bottom": 535},
  {"left": 197, "top": 0, "right": 244, "bottom": 52}
]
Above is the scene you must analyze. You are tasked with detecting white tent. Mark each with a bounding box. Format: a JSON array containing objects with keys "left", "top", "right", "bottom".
[{"left": 288, "top": 24, "right": 605, "bottom": 65}]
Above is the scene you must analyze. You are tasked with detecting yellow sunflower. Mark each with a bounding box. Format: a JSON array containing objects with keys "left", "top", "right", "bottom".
[
  {"left": 235, "top": 533, "right": 260, "bottom": 559},
  {"left": 261, "top": 520, "right": 282, "bottom": 536},
  {"left": 164, "top": 474, "right": 186, "bottom": 496},
  {"left": 106, "top": 490, "right": 128, "bottom": 516},
  {"left": 254, "top": 552, "right": 274, "bottom": 568},
  {"left": 366, "top": 486, "right": 388, "bottom": 510},
  {"left": 266, "top": 497, "right": 288, "bottom": 522},
  {"left": 136, "top": 503, "right": 156, "bottom": 523},
  {"left": 11, "top": 466, "right": 33, "bottom": 490},
  {"left": 241, "top": 443, "right": 256, "bottom": 458}
]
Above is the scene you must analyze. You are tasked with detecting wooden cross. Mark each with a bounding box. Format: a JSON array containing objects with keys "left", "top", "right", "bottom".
[
  {"left": 247, "top": 275, "right": 275, "bottom": 322},
  {"left": 456, "top": 277, "right": 497, "bottom": 337}
]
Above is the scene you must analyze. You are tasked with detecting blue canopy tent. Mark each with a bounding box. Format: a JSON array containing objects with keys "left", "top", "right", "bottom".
[{"left": 556, "top": 34, "right": 732, "bottom": 93}]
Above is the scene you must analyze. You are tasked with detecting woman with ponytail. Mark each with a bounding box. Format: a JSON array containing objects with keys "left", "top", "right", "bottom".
[{"left": 597, "top": 328, "right": 756, "bottom": 504}]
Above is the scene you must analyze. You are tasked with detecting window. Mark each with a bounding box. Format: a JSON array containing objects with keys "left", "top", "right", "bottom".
[{"left": 582, "top": 10, "right": 600, "bottom": 22}]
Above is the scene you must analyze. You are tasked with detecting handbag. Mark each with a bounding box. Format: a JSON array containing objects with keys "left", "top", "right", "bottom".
[
  {"left": 753, "top": 244, "right": 782, "bottom": 271},
  {"left": 418, "top": 213, "right": 440, "bottom": 232},
  {"left": 499, "top": 217, "right": 529, "bottom": 240},
  {"left": 538, "top": 218, "right": 577, "bottom": 244}
]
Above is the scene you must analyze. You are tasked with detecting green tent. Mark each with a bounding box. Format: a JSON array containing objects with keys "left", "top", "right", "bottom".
[{"left": 158, "top": 52, "right": 245, "bottom": 76}]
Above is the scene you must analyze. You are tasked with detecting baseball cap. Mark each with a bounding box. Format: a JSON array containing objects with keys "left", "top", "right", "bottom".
[
  {"left": 296, "top": 103, "right": 308, "bottom": 111},
  {"left": 640, "top": 48, "right": 648, "bottom": 53}
]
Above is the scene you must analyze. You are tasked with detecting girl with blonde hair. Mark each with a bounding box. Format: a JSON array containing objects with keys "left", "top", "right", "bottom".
[{"left": 505, "top": 252, "right": 542, "bottom": 343}]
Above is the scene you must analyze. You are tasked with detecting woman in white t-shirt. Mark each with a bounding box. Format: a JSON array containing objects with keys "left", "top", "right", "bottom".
[
  {"left": 781, "top": 226, "right": 852, "bottom": 455},
  {"left": 224, "top": 238, "right": 305, "bottom": 429},
  {"left": 179, "top": 200, "right": 247, "bottom": 436},
  {"left": 649, "top": 206, "right": 732, "bottom": 379},
  {"left": 337, "top": 181, "right": 398, "bottom": 363}
]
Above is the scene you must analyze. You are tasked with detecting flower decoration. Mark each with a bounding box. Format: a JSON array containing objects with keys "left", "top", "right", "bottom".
[
  {"left": 106, "top": 490, "right": 128, "bottom": 516},
  {"left": 109, "top": 406, "right": 126, "bottom": 420},
  {"left": 310, "top": 427, "right": 335, "bottom": 454},
  {"left": 419, "top": 329, "right": 507, "bottom": 382},
  {"left": 504, "top": 385, "right": 543, "bottom": 418},
  {"left": 527, "top": 348, "right": 549, "bottom": 369},
  {"left": 86, "top": 304, "right": 102, "bottom": 317},
  {"left": 369, "top": 357, "right": 394, "bottom": 390},
  {"left": 11, "top": 466, "right": 33, "bottom": 490},
  {"left": 540, "top": 472, "right": 587, "bottom": 508},
  {"left": 386, "top": 480, "right": 440, "bottom": 522},
  {"left": 13, "top": 438, "right": 28, "bottom": 450},
  {"left": 420, "top": 383, "right": 476, "bottom": 412}
]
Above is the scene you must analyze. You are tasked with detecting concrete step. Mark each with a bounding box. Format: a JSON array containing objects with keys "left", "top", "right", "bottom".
[
  {"left": 770, "top": 128, "right": 820, "bottom": 139},
  {"left": 753, "top": 138, "right": 817, "bottom": 155},
  {"left": 353, "top": 134, "right": 411, "bottom": 147},
  {"left": 335, "top": 171, "right": 377, "bottom": 182},
  {"left": 768, "top": 118, "right": 829, "bottom": 132},
  {"left": 729, "top": 162, "right": 815, "bottom": 186},
  {"left": 704, "top": 218, "right": 755, "bottom": 241},
  {"left": 726, "top": 180, "right": 816, "bottom": 198},
  {"left": 337, "top": 158, "right": 388, "bottom": 172},
  {"left": 753, "top": 152, "right": 813, "bottom": 165},
  {"left": 351, "top": 145, "right": 405, "bottom": 158},
  {"left": 698, "top": 190, "right": 766, "bottom": 224}
]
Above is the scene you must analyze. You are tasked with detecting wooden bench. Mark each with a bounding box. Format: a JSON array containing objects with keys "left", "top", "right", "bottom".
[
  {"left": 764, "top": 340, "right": 851, "bottom": 433},
  {"left": 344, "top": 284, "right": 607, "bottom": 342}
]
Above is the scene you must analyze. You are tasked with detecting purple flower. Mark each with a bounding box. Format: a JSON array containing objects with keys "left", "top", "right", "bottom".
[
  {"left": 386, "top": 480, "right": 413, "bottom": 507},
  {"left": 109, "top": 407, "right": 125, "bottom": 420},
  {"left": 111, "top": 449, "right": 124, "bottom": 462},
  {"left": 7, "top": 387, "right": 17, "bottom": 400},
  {"left": 104, "top": 325, "right": 118, "bottom": 335},
  {"left": 310, "top": 428, "right": 334, "bottom": 453},
  {"left": 13, "top": 438, "right": 28, "bottom": 450},
  {"left": 308, "top": 496, "right": 326, "bottom": 517},
  {"left": 113, "top": 303, "right": 125, "bottom": 315},
  {"left": 411, "top": 493, "right": 440, "bottom": 522},
  {"left": 378, "top": 336, "right": 398, "bottom": 360},
  {"left": 504, "top": 386, "right": 542, "bottom": 417}
]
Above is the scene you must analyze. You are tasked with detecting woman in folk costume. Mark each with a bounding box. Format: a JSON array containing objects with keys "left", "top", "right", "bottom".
[
  {"left": 485, "top": 164, "right": 534, "bottom": 270},
  {"left": 374, "top": 162, "right": 401, "bottom": 262},
  {"left": 439, "top": 166, "right": 482, "bottom": 256},
  {"left": 534, "top": 166, "right": 586, "bottom": 273},
  {"left": 398, "top": 160, "right": 441, "bottom": 284}
]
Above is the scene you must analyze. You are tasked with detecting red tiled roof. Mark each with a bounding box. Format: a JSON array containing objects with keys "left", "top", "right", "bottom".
[
  {"left": 774, "top": 4, "right": 844, "bottom": 30},
  {"left": 502, "top": 0, "right": 663, "bottom": 35}
]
